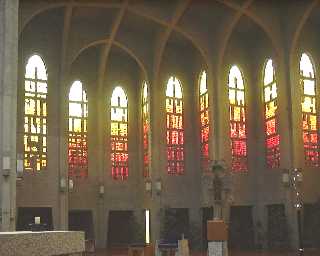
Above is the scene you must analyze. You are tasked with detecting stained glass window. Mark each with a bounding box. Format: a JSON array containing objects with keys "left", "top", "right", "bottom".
[
  {"left": 142, "top": 82, "right": 150, "bottom": 178},
  {"left": 24, "top": 55, "right": 47, "bottom": 172},
  {"left": 228, "top": 66, "right": 248, "bottom": 172},
  {"left": 199, "top": 71, "right": 210, "bottom": 171},
  {"left": 166, "top": 76, "right": 184, "bottom": 174},
  {"left": 68, "top": 80, "right": 88, "bottom": 178},
  {"left": 300, "top": 53, "right": 319, "bottom": 167},
  {"left": 110, "top": 86, "right": 128, "bottom": 180},
  {"left": 263, "top": 59, "right": 280, "bottom": 168}
]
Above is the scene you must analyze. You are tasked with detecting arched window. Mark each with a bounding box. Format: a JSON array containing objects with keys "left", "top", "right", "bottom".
[
  {"left": 263, "top": 59, "right": 280, "bottom": 168},
  {"left": 199, "top": 71, "right": 210, "bottom": 170},
  {"left": 228, "top": 65, "right": 247, "bottom": 172},
  {"left": 68, "top": 80, "right": 88, "bottom": 178},
  {"left": 142, "top": 81, "right": 150, "bottom": 178},
  {"left": 166, "top": 76, "right": 184, "bottom": 174},
  {"left": 300, "top": 53, "right": 318, "bottom": 166},
  {"left": 110, "top": 86, "right": 128, "bottom": 180},
  {"left": 24, "top": 54, "right": 47, "bottom": 171}
]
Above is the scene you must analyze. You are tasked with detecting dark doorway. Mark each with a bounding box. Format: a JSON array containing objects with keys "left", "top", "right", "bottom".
[
  {"left": 267, "top": 204, "right": 288, "bottom": 249},
  {"left": 303, "top": 203, "right": 320, "bottom": 248},
  {"left": 161, "top": 208, "right": 189, "bottom": 243},
  {"left": 229, "top": 206, "right": 254, "bottom": 250},
  {"left": 107, "top": 210, "right": 135, "bottom": 248},
  {"left": 16, "top": 207, "right": 53, "bottom": 231},
  {"left": 202, "top": 207, "right": 213, "bottom": 250},
  {"left": 69, "top": 210, "right": 94, "bottom": 240}
]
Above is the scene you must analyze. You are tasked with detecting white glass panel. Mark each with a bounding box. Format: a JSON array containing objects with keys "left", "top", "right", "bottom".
[
  {"left": 303, "top": 80, "right": 315, "bottom": 96},
  {"left": 300, "top": 53, "right": 315, "bottom": 78},
  {"left": 264, "top": 59, "right": 274, "bottom": 85},
  {"left": 166, "top": 77, "right": 174, "bottom": 97},
  {"left": 25, "top": 55, "right": 47, "bottom": 80},
  {"left": 111, "top": 86, "right": 127, "bottom": 107},
  {"left": 229, "top": 65, "right": 244, "bottom": 89},
  {"left": 69, "top": 81, "right": 84, "bottom": 101},
  {"left": 199, "top": 71, "right": 207, "bottom": 95}
]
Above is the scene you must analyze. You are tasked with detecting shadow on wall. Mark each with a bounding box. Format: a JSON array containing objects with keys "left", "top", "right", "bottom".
[
  {"left": 303, "top": 199, "right": 320, "bottom": 248},
  {"left": 229, "top": 206, "right": 254, "bottom": 250},
  {"left": 69, "top": 210, "right": 94, "bottom": 240},
  {"left": 160, "top": 208, "right": 189, "bottom": 243},
  {"left": 107, "top": 210, "right": 136, "bottom": 248}
]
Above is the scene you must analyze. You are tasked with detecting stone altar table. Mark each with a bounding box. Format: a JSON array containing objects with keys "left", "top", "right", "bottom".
[{"left": 0, "top": 231, "right": 85, "bottom": 256}]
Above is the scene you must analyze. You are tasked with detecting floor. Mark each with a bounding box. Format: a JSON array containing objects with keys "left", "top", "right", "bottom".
[{"left": 86, "top": 249, "right": 320, "bottom": 256}]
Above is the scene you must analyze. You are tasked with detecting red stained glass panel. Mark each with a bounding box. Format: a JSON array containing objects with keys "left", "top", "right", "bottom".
[
  {"left": 263, "top": 59, "right": 280, "bottom": 169},
  {"left": 166, "top": 77, "right": 184, "bottom": 175},
  {"left": 142, "top": 82, "right": 150, "bottom": 178},
  {"left": 228, "top": 66, "right": 248, "bottom": 172},
  {"left": 300, "top": 53, "right": 319, "bottom": 167},
  {"left": 199, "top": 71, "right": 210, "bottom": 170},
  {"left": 110, "top": 87, "right": 129, "bottom": 180},
  {"left": 68, "top": 81, "right": 88, "bottom": 178}
]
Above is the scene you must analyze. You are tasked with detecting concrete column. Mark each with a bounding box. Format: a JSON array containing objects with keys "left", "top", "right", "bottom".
[
  {"left": 96, "top": 199, "right": 107, "bottom": 248},
  {"left": 0, "top": 0, "right": 19, "bottom": 231},
  {"left": 58, "top": 78, "right": 69, "bottom": 230},
  {"left": 282, "top": 48, "right": 300, "bottom": 250},
  {"left": 150, "top": 193, "right": 161, "bottom": 243}
]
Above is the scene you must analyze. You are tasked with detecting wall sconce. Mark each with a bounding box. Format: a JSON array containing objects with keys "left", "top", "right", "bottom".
[
  {"left": 293, "top": 168, "right": 303, "bottom": 183},
  {"left": 145, "top": 180, "right": 152, "bottom": 194},
  {"left": 99, "top": 185, "right": 105, "bottom": 197},
  {"left": 155, "top": 179, "right": 162, "bottom": 195},
  {"left": 2, "top": 155, "right": 11, "bottom": 177},
  {"left": 60, "top": 177, "right": 66, "bottom": 192},
  {"left": 68, "top": 179, "right": 74, "bottom": 192},
  {"left": 282, "top": 169, "right": 290, "bottom": 186},
  {"left": 17, "top": 154, "right": 24, "bottom": 179}
]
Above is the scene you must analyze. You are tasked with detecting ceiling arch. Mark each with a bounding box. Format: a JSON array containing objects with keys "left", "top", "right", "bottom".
[
  {"left": 289, "top": 0, "right": 319, "bottom": 61},
  {"left": 70, "top": 39, "right": 148, "bottom": 83}
]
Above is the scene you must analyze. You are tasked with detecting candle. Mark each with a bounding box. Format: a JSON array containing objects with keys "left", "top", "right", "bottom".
[{"left": 35, "top": 216, "right": 40, "bottom": 224}]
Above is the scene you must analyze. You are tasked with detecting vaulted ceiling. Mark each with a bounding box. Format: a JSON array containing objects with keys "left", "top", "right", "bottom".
[{"left": 19, "top": 0, "right": 320, "bottom": 85}]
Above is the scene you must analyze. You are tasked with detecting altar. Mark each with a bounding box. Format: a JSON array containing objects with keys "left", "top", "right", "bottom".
[{"left": 0, "top": 231, "right": 85, "bottom": 256}]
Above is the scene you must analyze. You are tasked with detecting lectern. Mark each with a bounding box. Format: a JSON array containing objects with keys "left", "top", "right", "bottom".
[{"left": 207, "top": 220, "right": 228, "bottom": 256}]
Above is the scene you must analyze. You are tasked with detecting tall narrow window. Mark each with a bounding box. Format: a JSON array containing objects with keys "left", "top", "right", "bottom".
[
  {"left": 228, "top": 66, "right": 247, "bottom": 172},
  {"left": 24, "top": 55, "right": 47, "bottom": 171},
  {"left": 199, "top": 71, "right": 210, "bottom": 170},
  {"left": 142, "top": 82, "right": 150, "bottom": 178},
  {"left": 68, "top": 80, "right": 88, "bottom": 178},
  {"left": 166, "top": 76, "right": 184, "bottom": 175},
  {"left": 263, "top": 59, "right": 280, "bottom": 168},
  {"left": 110, "top": 86, "right": 128, "bottom": 180},
  {"left": 300, "top": 53, "right": 319, "bottom": 167}
]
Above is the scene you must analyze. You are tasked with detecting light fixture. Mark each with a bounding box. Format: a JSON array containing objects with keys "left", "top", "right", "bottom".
[
  {"left": 155, "top": 179, "right": 162, "bottom": 195},
  {"left": 145, "top": 180, "right": 152, "bottom": 193},
  {"left": 282, "top": 169, "right": 290, "bottom": 186},
  {"left": 294, "top": 168, "right": 303, "bottom": 183},
  {"left": 145, "top": 209, "right": 150, "bottom": 244},
  {"left": 99, "top": 185, "right": 105, "bottom": 197},
  {"left": 35, "top": 216, "right": 41, "bottom": 225},
  {"left": 2, "top": 155, "right": 11, "bottom": 176},
  {"left": 68, "top": 179, "right": 74, "bottom": 191},
  {"left": 17, "top": 154, "right": 24, "bottom": 179},
  {"left": 60, "top": 177, "right": 66, "bottom": 192}
]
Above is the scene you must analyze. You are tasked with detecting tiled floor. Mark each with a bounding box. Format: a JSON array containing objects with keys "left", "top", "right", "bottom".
[{"left": 86, "top": 249, "right": 320, "bottom": 256}]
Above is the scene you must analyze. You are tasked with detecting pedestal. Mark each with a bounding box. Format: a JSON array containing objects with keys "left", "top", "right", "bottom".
[
  {"left": 207, "top": 220, "right": 228, "bottom": 256},
  {"left": 0, "top": 231, "right": 85, "bottom": 256},
  {"left": 178, "top": 239, "right": 189, "bottom": 256}
]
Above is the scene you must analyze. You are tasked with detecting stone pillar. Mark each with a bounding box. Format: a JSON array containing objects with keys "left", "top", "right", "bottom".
[
  {"left": 0, "top": 0, "right": 19, "bottom": 231},
  {"left": 150, "top": 191, "right": 161, "bottom": 243},
  {"left": 281, "top": 48, "right": 300, "bottom": 250},
  {"left": 59, "top": 81, "right": 68, "bottom": 230}
]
